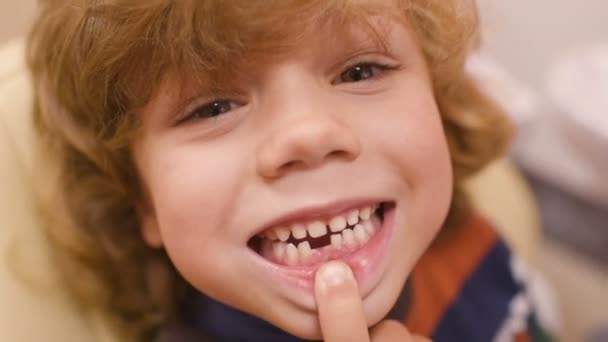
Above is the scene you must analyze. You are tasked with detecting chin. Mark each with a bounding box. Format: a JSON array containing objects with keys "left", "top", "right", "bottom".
[
  {"left": 278, "top": 313, "right": 324, "bottom": 341},
  {"left": 268, "top": 274, "right": 404, "bottom": 341}
]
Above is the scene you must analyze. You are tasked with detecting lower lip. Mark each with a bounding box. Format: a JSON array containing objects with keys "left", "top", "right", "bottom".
[{"left": 248, "top": 205, "right": 396, "bottom": 310}]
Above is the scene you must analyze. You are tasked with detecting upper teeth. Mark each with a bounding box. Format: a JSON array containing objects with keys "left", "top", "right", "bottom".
[{"left": 262, "top": 205, "right": 377, "bottom": 242}]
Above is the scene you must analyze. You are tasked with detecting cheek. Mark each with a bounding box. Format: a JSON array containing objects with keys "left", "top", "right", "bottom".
[
  {"left": 152, "top": 148, "right": 231, "bottom": 230},
  {"left": 141, "top": 145, "right": 258, "bottom": 298},
  {"left": 371, "top": 89, "right": 452, "bottom": 183},
  {"left": 139, "top": 141, "right": 249, "bottom": 278},
  {"left": 372, "top": 91, "right": 453, "bottom": 228},
  {"left": 155, "top": 136, "right": 252, "bottom": 212}
]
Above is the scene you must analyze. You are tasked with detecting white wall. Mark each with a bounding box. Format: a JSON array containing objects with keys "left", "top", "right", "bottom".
[
  {"left": 478, "top": 0, "right": 608, "bottom": 90},
  {"left": 0, "top": 0, "right": 36, "bottom": 44}
]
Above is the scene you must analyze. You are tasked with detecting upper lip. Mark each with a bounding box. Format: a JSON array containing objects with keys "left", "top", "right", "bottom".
[{"left": 251, "top": 198, "right": 388, "bottom": 239}]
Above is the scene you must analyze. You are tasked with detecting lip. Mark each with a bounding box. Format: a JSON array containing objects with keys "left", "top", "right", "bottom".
[
  {"left": 250, "top": 198, "right": 388, "bottom": 239},
  {"left": 247, "top": 203, "right": 396, "bottom": 311}
]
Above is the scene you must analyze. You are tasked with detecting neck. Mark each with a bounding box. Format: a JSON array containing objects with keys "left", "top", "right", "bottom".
[{"left": 184, "top": 280, "right": 412, "bottom": 341}]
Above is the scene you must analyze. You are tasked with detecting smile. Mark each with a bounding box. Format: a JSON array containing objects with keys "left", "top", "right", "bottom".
[
  {"left": 247, "top": 199, "right": 398, "bottom": 306},
  {"left": 253, "top": 204, "right": 387, "bottom": 267},
  {"left": 248, "top": 201, "right": 394, "bottom": 268}
]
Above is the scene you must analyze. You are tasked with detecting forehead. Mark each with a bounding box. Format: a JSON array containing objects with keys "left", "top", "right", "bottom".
[
  {"left": 134, "top": 2, "right": 414, "bottom": 130},
  {"left": 166, "top": 1, "right": 401, "bottom": 74},
  {"left": 94, "top": 0, "right": 405, "bottom": 118},
  {"left": 144, "top": 18, "right": 413, "bottom": 130}
]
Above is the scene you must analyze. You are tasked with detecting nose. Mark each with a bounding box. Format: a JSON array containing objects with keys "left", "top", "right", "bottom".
[{"left": 256, "top": 111, "right": 361, "bottom": 179}]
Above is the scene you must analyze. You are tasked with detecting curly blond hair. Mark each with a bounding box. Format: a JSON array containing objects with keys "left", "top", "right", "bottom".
[{"left": 27, "top": 0, "right": 511, "bottom": 340}]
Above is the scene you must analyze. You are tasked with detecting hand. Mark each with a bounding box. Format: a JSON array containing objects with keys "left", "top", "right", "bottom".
[{"left": 314, "top": 261, "right": 429, "bottom": 342}]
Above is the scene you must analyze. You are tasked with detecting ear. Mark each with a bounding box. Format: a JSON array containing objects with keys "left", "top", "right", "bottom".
[{"left": 136, "top": 201, "right": 164, "bottom": 248}]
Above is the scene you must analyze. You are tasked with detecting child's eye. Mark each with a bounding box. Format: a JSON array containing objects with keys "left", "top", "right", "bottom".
[
  {"left": 338, "top": 62, "right": 395, "bottom": 83},
  {"left": 178, "top": 99, "right": 241, "bottom": 124}
]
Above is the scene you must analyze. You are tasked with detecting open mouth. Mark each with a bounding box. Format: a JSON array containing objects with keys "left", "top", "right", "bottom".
[{"left": 248, "top": 202, "right": 394, "bottom": 267}]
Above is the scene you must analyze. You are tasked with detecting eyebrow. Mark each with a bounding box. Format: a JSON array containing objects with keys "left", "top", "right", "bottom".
[
  {"left": 157, "top": 70, "right": 232, "bottom": 122},
  {"left": 160, "top": 17, "right": 400, "bottom": 125}
]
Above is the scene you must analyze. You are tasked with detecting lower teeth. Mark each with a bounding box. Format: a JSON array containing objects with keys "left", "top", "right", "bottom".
[{"left": 261, "top": 212, "right": 382, "bottom": 266}]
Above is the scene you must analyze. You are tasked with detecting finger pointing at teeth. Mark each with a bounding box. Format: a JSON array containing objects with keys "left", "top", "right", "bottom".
[
  {"left": 315, "top": 261, "right": 427, "bottom": 342},
  {"left": 314, "top": 261, "right": 370, "bottom": 342}
]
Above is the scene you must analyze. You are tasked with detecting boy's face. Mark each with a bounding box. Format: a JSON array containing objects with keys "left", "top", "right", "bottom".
[{"left": 133, "top": 14, "right": 452, "bottom": 340}]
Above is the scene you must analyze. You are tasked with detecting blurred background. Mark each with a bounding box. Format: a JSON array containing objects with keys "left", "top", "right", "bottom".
[
  {"left": 0, "top": 0, "right": 606, "bottom": 341},
  {"left": 476, "top": 1, "right": 607, "bottom": 341}
]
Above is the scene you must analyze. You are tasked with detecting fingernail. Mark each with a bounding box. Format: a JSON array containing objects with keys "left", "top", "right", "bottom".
[{"left": 317, "top": 261, "right": 352, "bottom": 289}]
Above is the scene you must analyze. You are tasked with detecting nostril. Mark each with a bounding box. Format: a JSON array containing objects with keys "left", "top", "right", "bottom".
[
  {"left": 328, "top": 150, "right": 350, "bottom": 159},
  {"left": 278, "top": 150, "right": 352, "bottom": 173},
  {"left": 258, "top": 129, "right": 361, "bottom": 178},
  {"left": 275, "top": 160, "right": 305, "bottom": 175},
  {"left": 282, "top": 160, "right": 299, "bottom": 170}
]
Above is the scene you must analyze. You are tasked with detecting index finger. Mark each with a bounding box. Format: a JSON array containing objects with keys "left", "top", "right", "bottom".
[{"left": 314, "top": 261, "right": 370, "bottom": 342}]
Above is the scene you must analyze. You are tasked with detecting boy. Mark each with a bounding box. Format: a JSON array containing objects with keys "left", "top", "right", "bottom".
[{"left": 27, "top": 0, "right": 551, "bottom": 341}]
